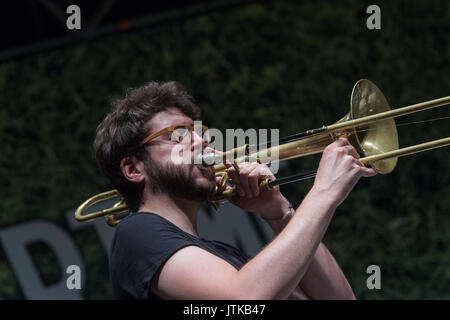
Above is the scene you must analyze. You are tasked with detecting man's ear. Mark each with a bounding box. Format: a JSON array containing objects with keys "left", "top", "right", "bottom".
[{"left": 120, "top": 156, "right": 146, "bottom": 183}]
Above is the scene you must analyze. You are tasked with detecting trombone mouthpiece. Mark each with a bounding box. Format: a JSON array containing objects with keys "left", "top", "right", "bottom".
[{"left": 195, "top": 153, "right": 221, "bottom": 166}]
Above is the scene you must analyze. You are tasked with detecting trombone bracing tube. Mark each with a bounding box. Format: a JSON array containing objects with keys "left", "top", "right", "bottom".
[
  {"left": 327, "top": 96, "right": 450, "bottom": 132},
  {"left": 216, "top": 136, "right": 450, "bottom": 200},
  {"left": 359, "top": 137, "right": 450, "bottom": 164}
]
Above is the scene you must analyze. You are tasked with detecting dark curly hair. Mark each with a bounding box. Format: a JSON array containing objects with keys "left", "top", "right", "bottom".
[{"left": 93, "top": 81, "right": 201, "bottom": 212}]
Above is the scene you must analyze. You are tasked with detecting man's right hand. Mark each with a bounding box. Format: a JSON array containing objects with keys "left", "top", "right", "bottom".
[{"left": 311, "top": 137, "right": 378, "bottom": 208}]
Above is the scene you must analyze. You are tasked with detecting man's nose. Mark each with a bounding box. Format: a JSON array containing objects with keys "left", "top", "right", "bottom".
[{"left": 191, "top": 130, "right": 207, "bottom": 151}]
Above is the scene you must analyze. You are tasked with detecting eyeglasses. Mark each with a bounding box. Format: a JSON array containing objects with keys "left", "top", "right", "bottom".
[{"left": 140, "top": 123, "right": 211, "bottom": 146}]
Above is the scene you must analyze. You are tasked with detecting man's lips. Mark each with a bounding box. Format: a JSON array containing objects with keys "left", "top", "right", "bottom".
[{"left": 193, "top": 152, "right": 220, "bottom": 167}]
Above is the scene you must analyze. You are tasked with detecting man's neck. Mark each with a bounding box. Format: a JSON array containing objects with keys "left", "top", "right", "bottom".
[{"left": 139, "top": 192, "right": 202, "bottom": 238}]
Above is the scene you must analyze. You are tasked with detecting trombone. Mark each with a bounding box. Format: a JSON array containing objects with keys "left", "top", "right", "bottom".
[{"left": 75, "top": 79, "right": 450, "bottom": 226}]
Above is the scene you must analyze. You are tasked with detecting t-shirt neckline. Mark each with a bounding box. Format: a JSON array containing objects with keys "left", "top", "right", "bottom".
[{"left": 131, "top": 211, "right": 209, "bottom": 242}]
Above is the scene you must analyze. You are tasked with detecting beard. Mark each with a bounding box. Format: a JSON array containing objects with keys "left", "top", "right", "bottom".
[{"left": 144, "top": 154, "right": 216, "bottom": 202}]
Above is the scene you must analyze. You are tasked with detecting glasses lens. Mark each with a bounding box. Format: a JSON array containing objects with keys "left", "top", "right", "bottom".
[{"left": 171, "top": 127, "right": 189, "bottom": 143}]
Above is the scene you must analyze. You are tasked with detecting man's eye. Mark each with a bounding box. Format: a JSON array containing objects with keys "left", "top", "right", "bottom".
[
  {"left": 196, "top": 127, "right": 210, "bottom": 144},
  {"left": 171, "top": 128, "right": 189, "bottom": 143}
]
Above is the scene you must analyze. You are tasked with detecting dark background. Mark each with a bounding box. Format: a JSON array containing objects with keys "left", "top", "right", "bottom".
[{"left": 0, "top": 0, "right": 449, "bottom": 299}]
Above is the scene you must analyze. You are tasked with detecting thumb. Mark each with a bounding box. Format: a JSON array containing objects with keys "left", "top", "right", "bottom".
[{"left": 360, "top": 166, "right": 379, "bottom": 177}]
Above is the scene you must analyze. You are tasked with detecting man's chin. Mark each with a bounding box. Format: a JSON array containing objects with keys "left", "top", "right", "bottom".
[
  {"left": 195, "top": 176, "right": 216, "bottom": 191},
  {"left": 193, "top": 171, "right": 217, "bottom": 196},
  {"left": 145, "top": 159, "right": 217, "bottom": 201},
  {"left": 195, "top": 164, "right": 215, "bottom": 181}
]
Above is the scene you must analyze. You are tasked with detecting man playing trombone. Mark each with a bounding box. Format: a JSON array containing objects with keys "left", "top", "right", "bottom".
[{"left": 94, "top": 81, "right": 378, "bottom": 300}]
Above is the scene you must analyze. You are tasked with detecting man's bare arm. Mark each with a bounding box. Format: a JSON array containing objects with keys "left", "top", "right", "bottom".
[
  {"left": 263, "top": 204, "right": 355, "bottom": 300},
  {"left": 151, "top": 138, "right": 375, "bottom": 299},
  {"left": 152, "top": 187, "right": 338, "bottom": 299},
  {"left": 298, "top": 242, "right": 355, "bottom": 299}
]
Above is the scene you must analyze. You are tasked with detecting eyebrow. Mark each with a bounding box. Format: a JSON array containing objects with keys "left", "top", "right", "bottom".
[
  {"left": 151, "top": 122, "right": 186, "bottom": 133},
  {"left": 145, "top": 122, "right": 195, "bottom": 142}
]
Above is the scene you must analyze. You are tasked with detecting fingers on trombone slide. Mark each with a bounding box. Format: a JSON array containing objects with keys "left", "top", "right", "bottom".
[{"left": 223, "top": 157, "right": 240, "bottom": 174}]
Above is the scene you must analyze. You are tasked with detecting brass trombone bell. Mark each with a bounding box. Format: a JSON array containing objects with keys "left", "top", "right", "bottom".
[{"left": 347, "top": 78, "right": 399, "bottom": 174}]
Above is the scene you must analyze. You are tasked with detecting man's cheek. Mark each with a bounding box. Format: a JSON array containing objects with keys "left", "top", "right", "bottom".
[{"left": 170, "top": 145, "right": 191, "bottom": 165}]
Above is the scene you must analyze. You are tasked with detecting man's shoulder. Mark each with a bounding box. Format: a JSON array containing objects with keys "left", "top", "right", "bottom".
[
  {"left": 114, "top": 211, "right": 195, "bottom": 246},
  {"left": 117, "top": 212, "right": 171, "bottom": 232}
]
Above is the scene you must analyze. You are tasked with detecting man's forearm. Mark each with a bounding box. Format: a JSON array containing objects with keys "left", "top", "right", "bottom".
[
  {"left": 262, "top": 197, "right": 292, "bottom": 235},
  {"left": 262, "top": 198, "right": 355, "bottom": 300},
  {"left": 232, "top": 138, "right": 371, "bottom": 300},
  {"left": 234, "top": 189, "right": 337, "bottom": 299},
  {"left": 298, "top": 242, "right": 355, "bottom": 299}
]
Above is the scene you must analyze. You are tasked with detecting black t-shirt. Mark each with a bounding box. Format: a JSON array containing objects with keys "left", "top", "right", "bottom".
[{"left": 109, "top": 211, "right": 251, "bottom": 299}]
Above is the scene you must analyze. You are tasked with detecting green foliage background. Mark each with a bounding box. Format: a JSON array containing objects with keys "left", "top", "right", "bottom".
[{"left": 0, "top": 0, "right": 448, "bottom": 299}]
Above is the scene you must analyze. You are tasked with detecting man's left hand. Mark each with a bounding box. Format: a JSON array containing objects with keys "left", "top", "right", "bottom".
[{"left": 219, "top": 161, "right": 290, "bottom": 219}]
